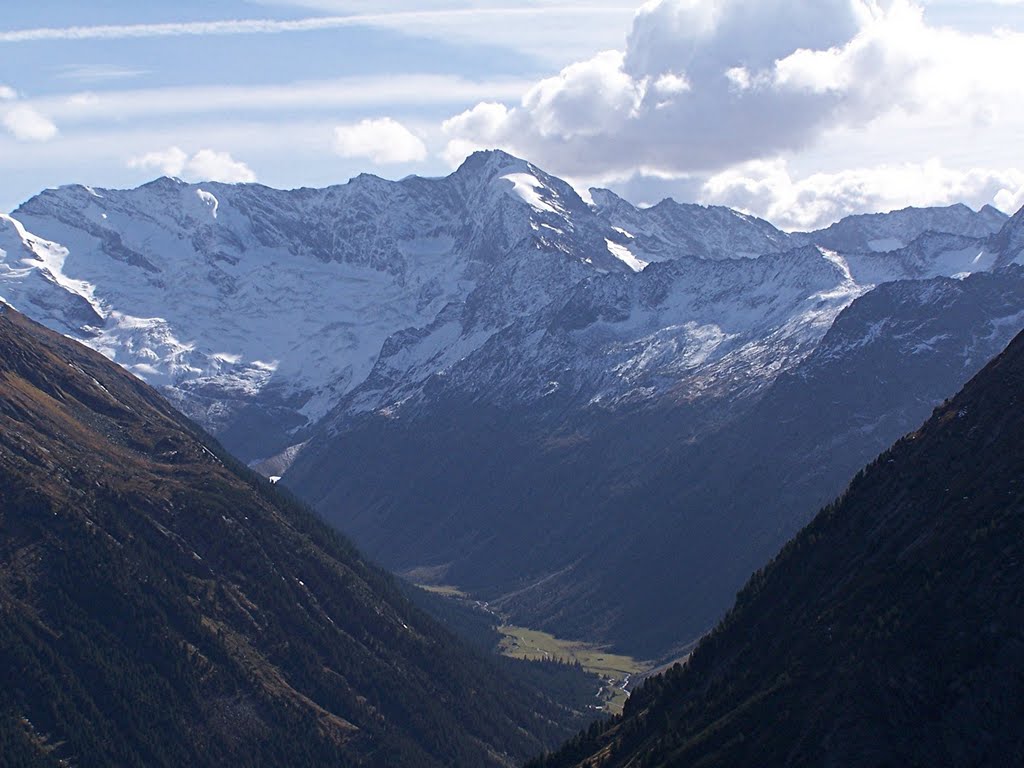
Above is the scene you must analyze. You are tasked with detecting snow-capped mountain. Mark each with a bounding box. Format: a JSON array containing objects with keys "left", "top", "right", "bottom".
[
  {"left": 2, "top": 151, "right": 641, "bottom": 458},
  {"left": 336, "top": 245, "right": 861, "bottom": 424},
  {"left": 8, "top": 150, "right": 1003, "bottom": 464},
  {"left": 314, "top": 201, "right": 1017, "bottom": 440},
  {"left": 4, "top": 150, "right": 1024, "bottom": 657},
  {"left": 589, "top": 187, "right": 793, "bottom": 262},
  {"left": 793, "top": 202, "right": 1007, "bottom": 253}
]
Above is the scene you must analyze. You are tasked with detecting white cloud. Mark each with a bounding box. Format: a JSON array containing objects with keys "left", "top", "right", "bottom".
[
  {"left": 442, "top": 101, "right": 510, "bottom": 140},
  {"left": 701, "top": 158, "right": 1024, "bottom": 231},
  {"left": 29, "top": 75, "right": 531, "bottom": 126},
  {"left": 55, "top": 65, "right": 150, "bottom": 83},
  {"left": 0, "top": 8, "right": 633, "bottom": 43},
  {"left": 0, "top": 7, "right": 636, "bottom": 64},
  {"left": 187, "top": 149, "right": 258, "bottom": 182},
  {"left": 129, "top": 146, "right": 189, "bottom": 176},
  {"left": 0, "top": 15, "right": 383, "bottom": 42},
  {"left": 2, "top": 104, "right": 58, "bottom": 141},
  {"left": 995, "top": 183, "right": 1024, "bottom": 215},
  {"left": 442, "top": 0, "right": 1024, "bottom": 184},
  {"left": 441, "top": 102, "right": 513, "bottom": 164},
  {"left": 622, "top": 0, "right": 867, "bottom": 77},
  {"left": 521, "top": 50, "right": 646, "bottom": 139},
  {"left": 653, "top": 72, "right": 690, "bottom": 95},
  {"left": 239, "top": 2, "right": 638, "bottom": 64},
  {"left": 128, "top": 146, "right": 256, "bottom": 183},
  {"left": 332, "top": 118, "right": 427, "bottom": 164},
  {"left": 0, "top": 84, "right": 59, "bottom": 142},
  {"left": 724, "top": 66, "right": 751, "bottom": 91}
]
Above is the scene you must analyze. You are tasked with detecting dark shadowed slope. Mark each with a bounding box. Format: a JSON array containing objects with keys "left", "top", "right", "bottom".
[
  {"left": 0, "top": 304, "right": 586, "bottom": 768},
  {"left": 287, "top": 267, "right": 1024, "bottom": 658},
  {"left": 530, "top": 328, "right": 1024, "bottom": 768}
]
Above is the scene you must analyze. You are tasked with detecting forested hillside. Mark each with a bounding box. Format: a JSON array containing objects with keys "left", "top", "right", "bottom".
[
  {"left": 531, "top": 329, "right": 1024, "bottom": 767},
  {"left": 0, "top": 304, "right": 588, "bottom": 768}
]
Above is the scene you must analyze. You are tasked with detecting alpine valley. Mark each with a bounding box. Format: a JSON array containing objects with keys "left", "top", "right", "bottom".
[
  {"left": 3, "top": 150, "right": 1024, "bottom": 661},
  {"left": 0, "top": 305, "right": 603, "bottom": 767}
]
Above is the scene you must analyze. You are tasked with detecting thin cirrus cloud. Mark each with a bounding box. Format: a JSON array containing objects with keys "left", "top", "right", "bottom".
[
  {"left": 32, "top": 75, "right": 533, "bottom": 125},
  {"left": 333, "top": 118, "right": 427, "bottom": 164},
  {"left": 0, "top": 6, "right": 637, "bottom": 66},
  {"left": 245, "top": 1, "right": 638, "bottom": 63},
  {"left": 128, "top": 146, "right": 257, "bottom": 183},
  {"left": 0, "top": 8, "right": 631, "bottom": 43},
  {"left": 0, "top": 15, "right": 426, "bottom": 42},
  {"left": 55, "top": 65, "right": 151, "bottom": 83}
]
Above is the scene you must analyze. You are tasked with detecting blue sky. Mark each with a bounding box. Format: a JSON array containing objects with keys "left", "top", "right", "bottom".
[{"left": 2, "top": 1, "right": 1024, "bottom": 228}]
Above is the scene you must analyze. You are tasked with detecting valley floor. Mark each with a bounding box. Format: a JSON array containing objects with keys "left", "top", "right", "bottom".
[{"left": 419, "top": 583, "right": 648, "bottom": 714}]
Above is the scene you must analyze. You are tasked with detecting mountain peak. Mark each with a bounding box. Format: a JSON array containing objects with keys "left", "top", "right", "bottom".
[
  {"left": 140, "top": 175, "right": 188, "bottom": 190},
  {"left": 463, "top": 147, "right": 527, "bottom": 165},
  {"left": 451, "top": 149, "right": 545, "bottom": 198},
  {"left": 980, "top": 202, "right": 1011, "bottom": 225},
  {"left": 448, "top": 148, "right": 599, "bottom": 228},
  {"left": 454, "top": 148, "right": 533, "bottom": 179},
  {"left": 588, "top": 187, "right": 629, "bottom": 211},
  {"left": 348, "top": 171, "right": 389, "bottom": 186}
]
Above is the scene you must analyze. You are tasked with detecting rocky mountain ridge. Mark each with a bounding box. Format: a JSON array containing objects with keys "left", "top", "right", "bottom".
[{"left": 2, "top": 151, "right": 1014, "bottom": 466}]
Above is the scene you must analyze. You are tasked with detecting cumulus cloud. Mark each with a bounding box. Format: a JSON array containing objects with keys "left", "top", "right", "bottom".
[
  {"left": 441, "top": 102, "right": 512, "bottom": 164},
  {"left": 187, "top": 149, "right": 258, "bottom": 183},
  {"left": 622, "top": 0, "right": 868, "bottom": 78},
  {"left": 128, "top": 146, "right": 257, "bottom": 183},
  {"left": 653, "top": 72, "right": 690, "bottom": 96},
  {"left": 0, "top": 84, "right": 59, "bottom": 142},
  {"left": 521, "top": 51, "right": 646, "bottom": 140},
  {"left": 701, "top": 159, "right": 1024, "bottom": 231},
  {"left": 332, "top": 117, "right": 427, "bottom": 164},
  {"left": 1, "top": 103, "right": 59, "bottom": 142},
  {"left": 995, "top": 183, "right": 1024, "bottom": 216},
  {"left": 441, "top": 0, "right": 1024, "bottom": 184},
  {"left": 129, "top": 147, "right": 189, "bottom": 176}
]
